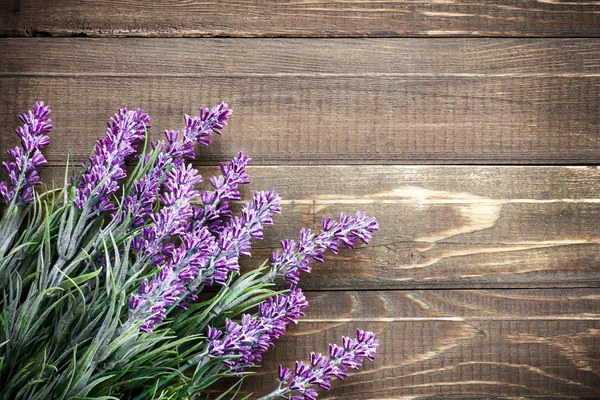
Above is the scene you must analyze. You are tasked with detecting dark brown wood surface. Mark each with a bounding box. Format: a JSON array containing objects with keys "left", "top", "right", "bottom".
[
  {"left": 1, "top": 2, "right": 599, "bottom": 398},
  {"left": 32, "top": 165, "right": 600, "bottom": 290},
  {"left": 225, "top": 289, "right": 600, "bottom": 398},
  {"left": 1, "top": 39, "right": 599, "bottom": 165},
  {"left": 1, "top": 1, "right": 600, "bottom": 37}
]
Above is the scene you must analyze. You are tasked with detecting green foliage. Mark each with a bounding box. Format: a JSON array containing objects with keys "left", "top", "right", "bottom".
[
  {"left": 1, "top": 104, "right": 380, "bottom": 400},
  {"left": 0, "top": 157, "right": 277, "bottom": 400}
]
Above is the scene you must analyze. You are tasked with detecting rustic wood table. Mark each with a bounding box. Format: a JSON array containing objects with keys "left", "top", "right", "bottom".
[{"left": 1, "top": 1, "right": 599, "bottom": 398}]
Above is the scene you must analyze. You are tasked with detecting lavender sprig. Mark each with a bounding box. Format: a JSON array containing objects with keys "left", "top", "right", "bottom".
[
  {"left": 260, "top": 329, "right": 378, "bottom": 400},
  {"left": 1, "top": 101, "right": 52, "bottom": 205},
  {"left": 127, "top": 226, "right": 217, "bottom": 333},
  {"left": 269, "top": 211, "right": 379, "bottom": 284},
  {"left": 120, "top": 152, "right": 166, "bottom": 229},
  {"left": 207, "top": 287, "right": 308, "bottom": 373},
  {"left": 131, "top": 163, "right": 201, "bottom": 266},
  {"left": 74, "top": 108, "right": 150, "bottom": 214},
  {"left": 128, "top": 189, "right": 280, "bottom": 333},
  {"left": 122, "top": 103, "right": 232, "bottom": 228},
  {"left": 164, "top": 102, "right": 232, "bottom": 163},
  {"left": 190, "top": 189, "right": 282, "bottom": 289},
  {"left": 193, "top": 151, "right": 251, "bottom": 234}
]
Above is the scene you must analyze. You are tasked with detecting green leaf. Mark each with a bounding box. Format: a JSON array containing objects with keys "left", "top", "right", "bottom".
[
  {"left": 58, "top": 269, "right": 102, "bottom": 291},
  {"left": 214, "top": 377, "right": 245, "bottom": 400},
  {"left": 73, "top": 374, "right": 117, "bottom": 398},
  {"left": 54, "top": 266, "right": 87, "bottom": 311}
]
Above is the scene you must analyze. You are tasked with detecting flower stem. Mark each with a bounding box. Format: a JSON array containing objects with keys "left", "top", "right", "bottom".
[{"left": 256, "top": 387, "right": 288, "bottom": 400}]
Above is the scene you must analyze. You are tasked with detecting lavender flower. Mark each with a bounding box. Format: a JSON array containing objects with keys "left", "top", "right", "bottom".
[
  {"left": 191, "top": 189, "right": 282, "bottom": 288},
  {"left": 128, "top": 178, "right": 280, "bottom": 334},
  {"left": 164, "top": 102, "right": 232, "bottom": 162},
  {"left": 1, "top": 102, "right": 52, "bottom": 205},
  {"left": 207, "top": 287, "right": 308, "bottom": 373},
  {"left": 192, "top": 152, "right": 251, "bottom": 233},
  {"left": 127, "top": 226, "right": 217, "bottom": 333},
  {"left": 120, "top": 164, "right": 163, "bottom": 229},
  {"left": 273, "top": 329, "right": 378, "bottom": 400},
  {"left": 270, "top": 211, "right": 379, "bottom": 284},
  {"left": 121, "top": 103, "right": 232, "bottom": 228},
  {"left": 131, "top": 163, "right": 201, "bottom": 265},
  {"left": 74, "top": 108, "right": 150, "bottom": 213}
]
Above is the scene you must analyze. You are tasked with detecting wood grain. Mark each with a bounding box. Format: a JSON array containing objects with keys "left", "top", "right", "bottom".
[
  {"left": 1, "top": 1, "right": 600, "bottom": 37},
  {"left": 4, "top": 38, "right": 600, "bottom": 75},
  {"left": 233, "top": 166, "right": 600, "bottom": 289},
  {"left": 1, "top": 39, "right": 599, "bottom": 165},
  {"left": 28, "top": 165, "right": 600, "bottom": 290},
  {"left": 1, "top": 10, "right": 599, "bottom": 397},
  {"left": 214, "top": 289, "right": 600, "bottom": 398}
]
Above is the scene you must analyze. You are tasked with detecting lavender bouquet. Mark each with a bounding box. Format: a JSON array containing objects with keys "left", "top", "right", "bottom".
[{"left": 0, "top": 102, "right": 379, "bottom": 400}]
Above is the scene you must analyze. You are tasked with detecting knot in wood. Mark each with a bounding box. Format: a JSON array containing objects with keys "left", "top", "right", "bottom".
[{"left": 408, "top": 251, "right": 423, "bottom": 263}]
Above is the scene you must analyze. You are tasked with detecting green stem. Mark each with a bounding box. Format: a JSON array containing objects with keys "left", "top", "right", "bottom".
[
  {"left": 0, "top": 152, "right": 31, "bottom": 258},
  {"left": 256, "top": 386, "right": 288, "bottom": 400}
]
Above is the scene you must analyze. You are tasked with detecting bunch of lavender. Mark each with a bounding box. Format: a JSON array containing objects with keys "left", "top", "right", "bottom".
[{"left": 0, "top": 102, "right": 379, "bottom": 400}]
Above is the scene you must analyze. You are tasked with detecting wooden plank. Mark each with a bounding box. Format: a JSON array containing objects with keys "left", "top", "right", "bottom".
[
  {"left": 213, "top": 289, "right": 600, "bottom": 398},
  {"left": 1, "top": 1, "right": 600, "bottom": 37},
  {"left": 1, "top": 39, "right": 599, "bottom": 165},
  {"left": 3, "top": 38, "right": 600, "bottom": 76},
  {"left": 243, "top": 166, "right": 600, "bottom": 289},
  {"left": 24, "top": 165, "right": 600, "bottom": 290}
]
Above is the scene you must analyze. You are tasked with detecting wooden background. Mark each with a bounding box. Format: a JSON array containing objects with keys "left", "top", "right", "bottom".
[{"left": 1, "top": 1, "right": 599, "bottom": 398}]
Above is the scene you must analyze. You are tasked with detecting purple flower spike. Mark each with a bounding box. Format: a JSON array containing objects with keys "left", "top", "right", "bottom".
[
  {"left": 243, "top": 190, "right": 282, "bottom": 240},
  {"left": 121, "top": 169, "right": 162, "bottom": 228},
  {"left": 208, "top": 287, "right": 308, "bottom": 373},
  {"left": 187, "top": 102, "right": 232, "bottom": 147},
  {"left": 270, "top": 211, "right": 379, "bottom": 284},
  {"left": 132, "top": 163, "right": 202, "bottom": 262},
  {"left": 277, "top": 329, "right": 378, "bottom": 399},
  {"left": 122, "top": 103, "right": 232, "bottom": 227},
  {"left": 127, "top": 226, "right": 218, "bottom": 333},
  {"left": 190, "top": 189, "right": 282, "bottom": 288},
  {"left": 165, "top": 102, "right": 232, "bottom": 162},
  {"left": 1, "top": 102, "right": 52, "bottom": 205},
  {"left": 318, "top": 211, "right": 379, "bottom": 252},
  {"left": 193, "top": 152, "right": 251, "bottom": 233},
  {"left": 74, "top": 108, "right": 150, "bottom": 213}
]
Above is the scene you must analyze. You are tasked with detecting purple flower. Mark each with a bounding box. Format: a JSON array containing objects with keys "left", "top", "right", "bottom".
[
  {"left": 277, "top": 329, "right": 378, "bottom": 399},
  {"left": 270, "top": 211, "right": 379, "bottom": 284},
  {"left": 1, "top": 102, "right": 52, "bottom": 205},
  {"left": 191, "top": 189, "right": 282, "bottom": 288},
  {"left": 207, "top": 287, "right": 308, "bottom": 373},
  {"left": 121, "top": 103, "right": 232, "bottom": 228},
  {"left": 165, "top": 102, "right": 232, "bottom": 161},
  {"left": 128, "top": 165, "right": 269, "bottom": 334},
  {"left": 127, "top": 226, "right": 218, "bottom": 333},
  {"left": 192, "top": 152, "right": 251, "bottom": 233},
  {"left": 132, "top": 163, "right": 202, "bottom": 264},
  {"left": 74, "top": 108, "right": 150, "bottom": 213},
  {"left": 120, "top": 164, "right": 163, "bottom": 229}
]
